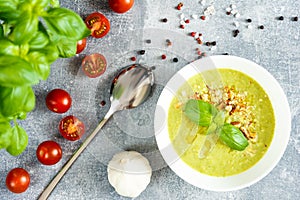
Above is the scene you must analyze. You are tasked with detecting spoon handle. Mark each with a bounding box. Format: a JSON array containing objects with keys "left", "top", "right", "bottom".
[{"left": 38, "top": 112, "right": 113, "bottom": 200}]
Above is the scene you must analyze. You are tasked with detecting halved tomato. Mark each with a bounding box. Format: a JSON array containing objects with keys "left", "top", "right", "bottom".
[
  {"left": 81, "top": 53, "right": 107, "bottom": 78},
  {"left": 59, "top": 115, "right": 85, "bottom": 141},
  {"left": 85, "top": 12, "right": 110, "bottom": 38}
]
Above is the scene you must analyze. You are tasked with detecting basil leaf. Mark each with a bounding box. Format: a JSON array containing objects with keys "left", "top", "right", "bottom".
[
  {"left": 6, "top": 124, "right": 28, "bottom": 156},
  {"left": 220, "top": 123, "right": 249, "bottom": 151},
  {"left": 50, "top": 0, "right": 60, "bottom": 7},
  {"left": 0, "top": 38, "right": 19, "bottom": 56},
  {"left": 26, "top": 51, "right": 50, "bottom": 80},
  {"left": 0, "top": 0, "right": 20, "bottom": 20},
  {"left": 0, "top": 55, "right": 40, "bottom": 86},
  {"left": 29, "top": 30, "right": 49, "bottom": 50},
  {"left": 0, "top": 86, "right": 35, "bottom": 119},
  {"left": 0, "top": 118, "right": 12, "bottom": 149},
  {"left": 9, "top": 10, "right": 38, "bottom": 44},
  {"left": 56, "top": 38, "right": 77, "bottom": 58},
  {"left": 183, "top": 99, "right": 218, "bottom": 126},
  {"left": 43, "top": 7, "right": 91, "bottom": 42}
]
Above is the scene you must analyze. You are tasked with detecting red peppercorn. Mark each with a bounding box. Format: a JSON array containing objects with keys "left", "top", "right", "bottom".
[
  {"left": 177, "top": 2, "right": 183, "bottom": 10},
  {"left": 180, "top": 24, "right": 185, "bottom": 29},
  {"left": 130, "top": 57, "right": 136, "bottom": 61},
  {"left": 185, "top": 19, "right": 190, "bottom": 23},
  {"left": 191, "top": 32, "right": 196, "bottom": 37},
  {"left": 161, "top": 54, "right": 167, "bottom": 59},
  {"left": 200, "top": 15, "right": 206, "bottom": 20}
]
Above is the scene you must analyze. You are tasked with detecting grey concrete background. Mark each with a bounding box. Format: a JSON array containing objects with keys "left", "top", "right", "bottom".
[{"left": 1, "top": 0, "right": 299, "bottom": 199}]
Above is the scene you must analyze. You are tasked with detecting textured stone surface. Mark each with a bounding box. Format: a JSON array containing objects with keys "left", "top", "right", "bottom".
[{"left": 1, "top": 0, "right": 300, "bottom": 199}]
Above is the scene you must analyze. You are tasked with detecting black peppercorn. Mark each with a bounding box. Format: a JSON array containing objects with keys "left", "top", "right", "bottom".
[
  {"left": 139, "top": 50, "right": 146, "bottom": 55},
  {"left": 211, "top": 41, "right": 217, "bottom": 46},
  {"left": 259, "top": 25, "right": 264, "bottom": 29},
  {"left": 292, "top": 16, "right": 298, "bottom": 21},
  {"left": 173, "top": 57, "right": 179, "bottom": 62},
  {"left": 278, "top": 16, "right": 284, "bottom": 20},
  {"left": 161, "top": 18, "right": 168, "bottom": 23},
  {"left": 246, "top": 18, "right": 252, "bottom": 23}
]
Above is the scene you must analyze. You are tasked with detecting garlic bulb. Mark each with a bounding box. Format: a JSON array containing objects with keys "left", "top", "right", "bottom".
[{"left": 107, "top": 151, "right": 152, "bottom": 198}]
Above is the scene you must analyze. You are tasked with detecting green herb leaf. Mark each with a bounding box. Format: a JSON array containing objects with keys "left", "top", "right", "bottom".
[
  {"left": 220, "top": 123, "right": 249, "bottom": 151},
  {"left": 0, "top": 38, "right": 19, "bottom": 56},
  {"left": 26, "top": 51, "right": 50, "bottom": 80},
  {"left": 0, "top": 0, "right": 20, "bottom": 20},
  {"left": 29, "top": 29, "right": 50, "bottom": 50},
  {"left": 56, "top": 37, "right": 77, "bottom": 58},
  {"left": 9, "top": 10, "right": 38, "bottom": 44},
  {"left": 0, "top": 24, "right": 3, "bottom": 38},
  {"left": 43, "top": 7, "right": 91, "bottom": 42},
  {"left": 183, "top": 99, "right": 218, "bottom": 126},
  {"left": 6, "top": 124, "right": 28, "bottom": 156},
  {"left": 0, "top": 117, "right": 12, "bottom": 149},
  {"left": 0, "top": 85, "right": 35, "bottom": 119},
  {"left": 0, "top": 55, "right": 40, "bottom": 86}
]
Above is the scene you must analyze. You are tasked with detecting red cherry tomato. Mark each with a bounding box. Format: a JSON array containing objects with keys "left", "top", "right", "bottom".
[
  {"left": 59, "top": 115, "right": 85, "bottom": 141},
  {"left": 81, "top": 53, "right": 107, "bottom": 78},
  {"left": 6, "top": 168, "right": 30, "bottom": 193},
  {"left": 45, "top": 89, "right": 72, "bottom": 113},
  {"left": 76, "top": 38, "right": 87, "bottom": 54},
  {"left": 85, "top": 12, "right": 110, "bottom": 38},
  {"left": 36, "top": 141, "right": 62, "bottom": 165},
  {"left": 109, "top": 0, "right": 134, "bottom": 13}
]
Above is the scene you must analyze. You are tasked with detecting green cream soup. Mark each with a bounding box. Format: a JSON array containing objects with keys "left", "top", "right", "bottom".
[{"left": 168, "top": 69, "right": 275, "bottom": 177}]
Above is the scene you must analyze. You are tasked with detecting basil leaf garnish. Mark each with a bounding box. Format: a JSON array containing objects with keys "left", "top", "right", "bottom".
[
  {"left": 220, "top": 123, "right": 249, "bottom": 151},
  {"left": 183, "top": 99, "right": 218, "bottom": 127}
]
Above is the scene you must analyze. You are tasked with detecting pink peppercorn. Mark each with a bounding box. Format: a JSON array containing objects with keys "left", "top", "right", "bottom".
[
  {"left": 185, "top": 19, "right": 190, "bottom": 23},
  {"left": 200, "top": 15, "right": 206, "bottom": 20},
  {"left": 191, "top": 32, "right": 196, "bottom": 37},
  {"left": 180, "top": 24, "right": 185, "bottom": 29},
  {"left": 161, "top": 54, "right": 167, "bottom": 59},
  {"left": 130, "top": 57, "right": 136, "bottom": 61}
]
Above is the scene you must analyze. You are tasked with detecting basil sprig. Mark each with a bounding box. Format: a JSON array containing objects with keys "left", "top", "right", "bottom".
[
  {"left": 183, "top": 99, "right": 249, "bottom": 151},
  {"left": 0, "top": 0, "right": 91, "bottom": 156}
]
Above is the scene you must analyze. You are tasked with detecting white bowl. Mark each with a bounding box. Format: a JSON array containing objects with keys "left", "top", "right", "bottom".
[{"left": 154, "top": 55, "right": 291, "bottom": 191}]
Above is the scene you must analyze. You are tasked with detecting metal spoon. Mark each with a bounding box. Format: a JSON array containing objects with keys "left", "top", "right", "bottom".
[{"left": 39, "top": 64, "right": 154, "bottom": 200}]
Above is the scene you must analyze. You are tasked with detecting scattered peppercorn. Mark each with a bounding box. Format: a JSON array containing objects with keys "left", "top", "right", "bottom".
[
  {"left": 292, "top": 16, "right": 298, "bottom": 21},
  {"left": 211, "top": 41, "right": 217, "bottom": 46},
  {"left": 200, "top": 15, "right": 206, "bottom": 20},
  {"left": 161, "top": 54, "right": 167, "bottom": 59},
  {"left": 180, "top": 24, "right": 185, "bottom": 29},
  {"left": 161, "top": 18, "right": 168, "bottom": 23},
  {"left": 226, "top": 11, "right": 231, "bottom": 15},
  {"left": 130, "top": 56, "right": 136, "bottom": 61},
  {"left": 145, "top": 39, "right": 152, "bottom": 44},
  {"left": 258, "top": 25, "right": 264, "bottom": 29},
  {"left": 196, "top": 38, "right": 203, "bottom": 44},
  {"left": 139, "top": 50, "right": 146, "bottom": 55},
  {"left": 233, "top": 29, "right": 240, "bottom": 37},
  {"left": 185, "top": 19, "right": 190, "bottom": 23},
  {"left": 100, "top": 100, "right": 106, "bottom": 107},
  {"left": 191, "top": 32, "right": 196, "bottom": 37},
  {"left": 205, "top": 41, "right": 211, "bottom": 46},
  {"left": 177, "top": 2, "right": 183, "bottom": 10},
  {"left": 173, "top": 57, "right": 178, "bottom": 62},
  {"left": 166, "top": 39, "right": 172, "bottom": 46},
  {"left": 278, "top": 16, "right": 284, "bottom": 20},
  {"left": 222, "top": 53, "right": 229, "bottom": 55},
  {"left": 246, "top": 18, "right": 252, "bottom": 23}
]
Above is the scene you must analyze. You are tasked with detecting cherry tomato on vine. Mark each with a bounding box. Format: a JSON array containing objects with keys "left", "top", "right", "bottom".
[
  {"left": 59, "top": 115, "right": 85, "bottom": 141},
  {"left": 81, "top": 53, "right": 107, "bottom": 78},
  {"left": 45, "top": 89, "right": 72, "bottom": 113},
  {"left": 6, "top": 168, "right": 30, "bottom": 193},
  {"left": 36, "top": 141, "right": 62, "bottom": 165},
  {"left": 108, "top": 0, "right": 134, "bottom": 13},
  {"left": 85, "top": 12, "right": 110, "bottom": 38},
  {"left": 76, "top": 38, "right": 87, "bottom": 54}
]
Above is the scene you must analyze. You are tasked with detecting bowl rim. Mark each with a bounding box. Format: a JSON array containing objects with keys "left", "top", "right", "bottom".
[{"left": 154, "top": 55, "right": 291, "bottom": 191}]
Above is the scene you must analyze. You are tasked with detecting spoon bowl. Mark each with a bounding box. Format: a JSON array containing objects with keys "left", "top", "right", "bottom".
[{"left": 39, "top": 64, "right": 154, "bottom": 200}]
